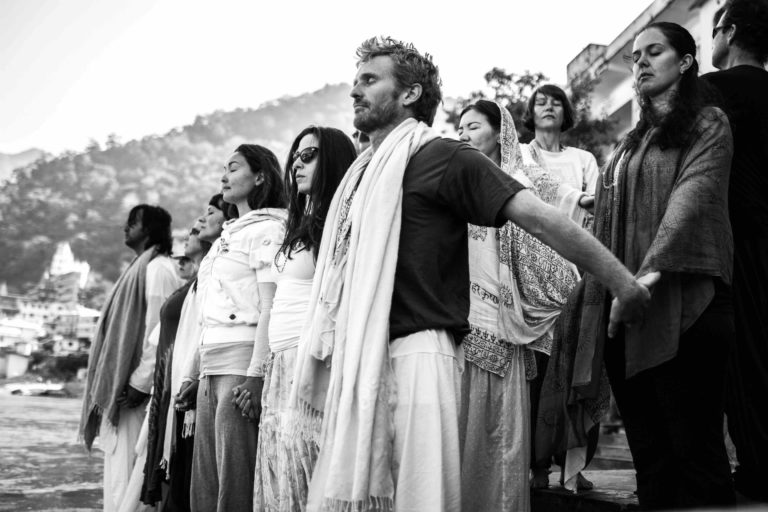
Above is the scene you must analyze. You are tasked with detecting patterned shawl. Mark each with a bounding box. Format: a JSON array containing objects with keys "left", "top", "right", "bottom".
[
  {"left": 79, "top": 246, "right": 156, "bottom": 449},
  {"left": 465, "top": 102, "right": 579, "bottom": 379},
  {"left": 524, "top": 141, "right": 594, "bottom": 230},
  {"left": 290, "top": 118, "right": 438, "bottom": 512}
]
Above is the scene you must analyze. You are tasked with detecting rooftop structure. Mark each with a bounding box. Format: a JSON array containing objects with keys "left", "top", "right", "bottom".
[{"left": 567, "top": 0, "right": 727, "bottom": 139}]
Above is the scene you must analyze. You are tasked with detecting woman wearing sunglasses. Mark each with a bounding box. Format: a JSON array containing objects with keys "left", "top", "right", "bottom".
[
  {"left": 190, "top": 144, "right": 287, "bottom": 512},
  {"left": 249, "top": 126, "right": 357, "bottom": 511}
]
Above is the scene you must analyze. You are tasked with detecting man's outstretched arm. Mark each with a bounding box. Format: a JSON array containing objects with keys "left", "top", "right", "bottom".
[{"left": 502, "top": 189, "right": 655, "bottom": 334}]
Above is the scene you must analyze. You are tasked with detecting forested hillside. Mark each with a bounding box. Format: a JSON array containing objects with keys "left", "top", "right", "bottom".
[
  {"left": 2, "top": 72, "right": 613, "bottom": 294},
  {"left": 0, "top": 84, "right": 354, "bottom": 289}
]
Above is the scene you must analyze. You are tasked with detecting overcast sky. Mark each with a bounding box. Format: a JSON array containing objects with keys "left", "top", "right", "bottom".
[{"left": 0, "top": 0, "right": 652, "bottom": 155}]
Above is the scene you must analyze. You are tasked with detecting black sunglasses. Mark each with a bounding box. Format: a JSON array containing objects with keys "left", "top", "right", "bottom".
[
  {"left": 712, "top": 24, "right": 730, "bottom": 39},
  {"left": 292, "top": 146, "right": 319, "bottom": 164}
]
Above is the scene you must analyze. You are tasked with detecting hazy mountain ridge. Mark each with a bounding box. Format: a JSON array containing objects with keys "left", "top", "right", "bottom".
[
  {"left": 0, "top": 83, "right": 356, "bottom": 289},
  {"left": 0, "top": 148, "right": 46, "bottom": 181}
]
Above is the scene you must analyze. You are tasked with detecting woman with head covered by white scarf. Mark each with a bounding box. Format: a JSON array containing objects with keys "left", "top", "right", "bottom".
[{"left": 457, "top": 99, "right": 581, "bottom": 510}]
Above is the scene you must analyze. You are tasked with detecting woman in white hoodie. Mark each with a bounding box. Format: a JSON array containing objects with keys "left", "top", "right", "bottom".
[{"left": 190, "top": 144, "right": 287, "bottom": 512}]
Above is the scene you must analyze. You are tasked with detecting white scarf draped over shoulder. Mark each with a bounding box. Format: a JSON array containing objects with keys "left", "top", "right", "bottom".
[{"left": 290, "top": 117, "right": 438, "bottom": 512}]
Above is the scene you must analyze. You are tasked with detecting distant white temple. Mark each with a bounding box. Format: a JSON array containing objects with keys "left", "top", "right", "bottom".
[{"left": 45, "top": 242, "right": 90, "bottom": 288}]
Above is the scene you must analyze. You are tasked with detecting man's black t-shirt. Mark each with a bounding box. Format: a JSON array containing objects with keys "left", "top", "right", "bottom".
[
  {"left": 702, "top": 66, "right": 768, "bottom": 237},
  {"left": 388, "top": 137, "right": 525, "bottom": 342}
]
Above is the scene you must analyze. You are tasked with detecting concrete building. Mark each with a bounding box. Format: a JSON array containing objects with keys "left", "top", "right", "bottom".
[
  {"left": 0, "top": 318, "right": 40, "bottom": 378},
  {"left": 52, "top": 335, "right": 90, "bottom": 356},
  {"left": 75, "top": 306, "right": 100, "bottom": 340},
  {"left": 0, "top": 351, "right": 31, "bottom": 379},
  {"left": 49, "top": 305, "right": 100, "bottom": 344},
  {"left": 17, "top": 299, "right": 77, "bottom": 327},
  {"left": 0, "top": 318, "right": 45, "bottom": 348},
  {"left": 567, "top": 0, "right": 728, "bottom": 140},
  {"left": 0, "top": 293, "right": 20, "bottom": 318}
]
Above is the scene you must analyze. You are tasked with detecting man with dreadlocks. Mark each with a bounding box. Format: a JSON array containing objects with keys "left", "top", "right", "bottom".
[{"left": 79, "top": 204, "right": 181, "bottom": 512}]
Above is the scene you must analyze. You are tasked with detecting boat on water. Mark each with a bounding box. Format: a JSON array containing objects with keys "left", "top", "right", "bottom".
[{"left": 3, "top": 381, "right": 66, "bottom": 396}]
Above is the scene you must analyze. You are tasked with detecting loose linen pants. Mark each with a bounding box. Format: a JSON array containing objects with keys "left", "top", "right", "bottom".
[
  {"left": 101, "top": 404, "right": 146, "bottom": 512},
  {"left": 390, "top": 329, "right": 463, "bottom": 512},
  {"left": 191, "top": 374, "right": 258, "bottom": 512}
]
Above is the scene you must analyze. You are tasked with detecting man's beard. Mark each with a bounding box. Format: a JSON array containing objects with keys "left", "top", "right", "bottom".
[{"left": 353, "top": 95, "right": 400, "bottom": 134}]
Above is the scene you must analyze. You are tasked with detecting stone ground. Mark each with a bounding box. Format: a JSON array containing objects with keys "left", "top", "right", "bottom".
[
  {"left": 0, "top": 390, "right": 638, "bottom": 512},
  {"left": 0, "top": 389, "right": 637, "bottom": 512},
  {"left": 3, "top": 391, "right": 759, "bottom": 512},
  {"left": 0, "top": 393, "right": 101, "bottom": 511}
]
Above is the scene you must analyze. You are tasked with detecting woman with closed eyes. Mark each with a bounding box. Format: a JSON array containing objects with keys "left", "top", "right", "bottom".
[
  {"left": 190, "top": 144, "right": 287, "bottom": 512},
  {"left": 559, "top": 22, "right": 735, "bottom": 510},
  {"left": 457, "top": 100, "right": 580, "bottom": 511},
  {"left": 521, "top": 84, "right": 599, "bottom": 232}
]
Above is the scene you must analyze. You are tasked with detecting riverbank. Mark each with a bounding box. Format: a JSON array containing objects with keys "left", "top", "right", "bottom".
[{"left": 0, "top": 394, "right": 101, "bottom": 511}]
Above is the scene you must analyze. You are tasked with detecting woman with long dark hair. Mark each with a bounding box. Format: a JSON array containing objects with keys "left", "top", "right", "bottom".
[
  {"left": 549, "top": 22, "right": 735, "bottom": 510},
  {"left": 190, "top": 145, "right": 287, "bottom": 512},
  {"left": 248, "top": 127, "right": 356, "bottom": 511}
]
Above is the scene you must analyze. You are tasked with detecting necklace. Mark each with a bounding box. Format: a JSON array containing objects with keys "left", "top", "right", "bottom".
[
  {"left": 601, "top": 150, "right": 627, "bottom": 190},
  {"left": 333, "top": 170, "right": 365, "bottom": 260},
  {"left": 603, "top": 130, "right": 653, "bottom": 190},
  {"left": 275, "top": 249, "right": 288, "bottom": 273}
]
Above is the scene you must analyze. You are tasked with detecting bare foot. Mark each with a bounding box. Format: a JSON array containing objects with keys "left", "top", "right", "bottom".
[{"left": 531, "top": 468, "right": 550, "bottom": 489}]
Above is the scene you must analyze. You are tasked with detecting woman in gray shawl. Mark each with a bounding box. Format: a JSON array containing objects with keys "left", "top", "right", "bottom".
[{"left": 541, "top": 22, "right": 735, "bottom": 510}]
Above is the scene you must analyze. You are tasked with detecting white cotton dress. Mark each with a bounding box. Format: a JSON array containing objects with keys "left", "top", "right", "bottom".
[{"left": 253, "top": 247, "right": 318, "bottom": 512}]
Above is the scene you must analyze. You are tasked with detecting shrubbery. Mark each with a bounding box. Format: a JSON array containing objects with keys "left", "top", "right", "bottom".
[{"left": 30, "top": 352, "right": 89, "bottom": 382}]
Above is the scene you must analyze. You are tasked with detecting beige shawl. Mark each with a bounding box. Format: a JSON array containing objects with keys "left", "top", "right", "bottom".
[{"left": 291, "top": 118, "right": 438, "bottom": 511}]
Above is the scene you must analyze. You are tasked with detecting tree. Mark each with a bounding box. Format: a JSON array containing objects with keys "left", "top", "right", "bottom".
[
  {"left": 0, "top": 83, "right": 356, "bottom": 290},
  {"left": 445, "top": 69, "right": 548, "bottom": 143},
  {"left": 78, "top": 272, "right": 114, "bottom": 311},
  {"left": 446, "top": 69, "right": 616, "bottom": 164},
  {"left": 561, "top": 76, "right": 616, "bottom": 165}
]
